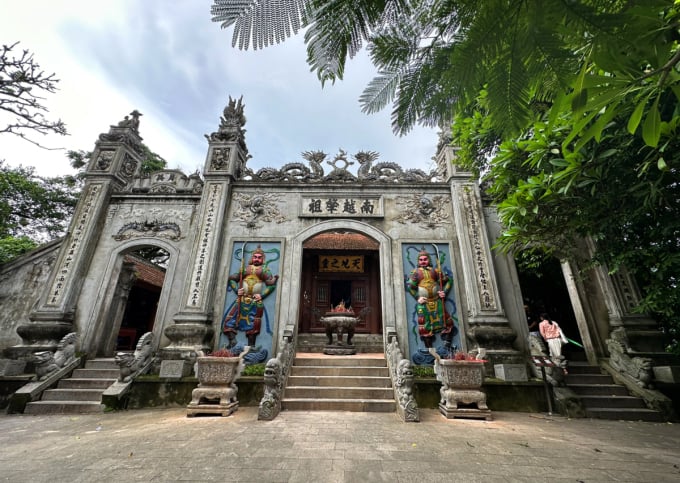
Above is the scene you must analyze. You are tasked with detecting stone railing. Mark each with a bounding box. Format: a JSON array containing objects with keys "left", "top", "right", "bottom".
[
  {"left": 385, "top": 332, "right": 419, "bottom": 422},
  {"left": 258, "top": 330, "right": 295, "bottom": 420}
]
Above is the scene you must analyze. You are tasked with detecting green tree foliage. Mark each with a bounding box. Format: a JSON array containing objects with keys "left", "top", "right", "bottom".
[
  {"left": 212, "top": 1, "right": 680, "bottom": 343},
  {"left": 0, "top": 236, "right": 39, "bottom": 266},
  {"left": 211, "top": 1, "right": 680, "bottom": 143},
  {"left": 0, "top": 161, "right": 79, "bottom": 263},
  {"left": 1, "top": 42, "right": 67, "bottom": 147},
  {"left": 454, "top": 88, "right": 680, "bottom": 349}
]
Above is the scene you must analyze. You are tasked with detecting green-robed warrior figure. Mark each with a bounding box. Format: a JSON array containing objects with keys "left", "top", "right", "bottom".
[{"left": 406, "top": 247, "right": 456, "bottom": 349}]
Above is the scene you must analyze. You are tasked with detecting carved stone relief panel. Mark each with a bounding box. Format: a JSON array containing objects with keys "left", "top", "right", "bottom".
[
  {"left": 95, "top": 150, "right": 115, "bottom": 171},
  {"left": 395, "top": 193, "right": 451, "bottom": 228},
  {"left": 107, "top": 204, "right": 193, "bottom": 242},
  {"left": 46, "top": 184, "right": 103, "bottom": 306},
  {"left": 210, "top": 147, "right": 231, "bottom": 171},
  {"left": 187, "top": 184, "right": 222, "bottom": 308},
  {"left": 231, "top": 192, "right": 287, "bottom": 228},
  {"left": 461, "top": 187, "right": 496, "bottom": 311}
]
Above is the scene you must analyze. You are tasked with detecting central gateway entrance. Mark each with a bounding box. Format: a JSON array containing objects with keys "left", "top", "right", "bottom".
[{"left": 298, "top": 231, "right": 382, "bottom": 335}]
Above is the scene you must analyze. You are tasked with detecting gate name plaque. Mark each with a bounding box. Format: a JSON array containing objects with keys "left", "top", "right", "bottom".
[{"left": 299, "top": 195, "right": 383, "bottom": 218}]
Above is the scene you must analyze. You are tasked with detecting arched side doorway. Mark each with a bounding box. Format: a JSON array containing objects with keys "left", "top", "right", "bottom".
[
  {"left": 517, "top": 256, "right": 585, "bottom": 360},
  {"left": 112, "top": 252, "right": 167, "bottom": 351},
  {"left": 299, "top": 231, "right": 382, "bottom": 335},
  {"left": 80, "top": 241, "right": 177, "bottom": 357}
]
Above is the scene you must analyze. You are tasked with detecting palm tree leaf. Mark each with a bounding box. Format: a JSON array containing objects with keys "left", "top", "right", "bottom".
[
  {"left": 360, "top": 69, "right": 401, "bottom": 114},
  {"left": 211, "top": 0, "right": 311, "bottom": 50}
]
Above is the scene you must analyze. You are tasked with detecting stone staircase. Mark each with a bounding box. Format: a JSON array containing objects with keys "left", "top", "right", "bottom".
[
  {"left": 282, "top": 354, "right": 396, "bottom": 412},
  {"left": 24, "top": 358, "right": 118, "bottom": 414},
  {"left": 565, "top": 360, "right": 664, "bottom": 422},
  {"left": 296, "top": 333, "right": 384, "bottom": 353}
]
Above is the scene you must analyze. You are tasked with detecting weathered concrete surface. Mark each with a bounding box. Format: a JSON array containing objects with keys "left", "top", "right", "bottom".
[{"left": 1, "top": 408, "right": 679, "bottom": 482}]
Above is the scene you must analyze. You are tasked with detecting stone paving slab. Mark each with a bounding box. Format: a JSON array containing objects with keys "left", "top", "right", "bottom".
[{"left": 1, "top": 407, "right": 679, "bottom": 482}]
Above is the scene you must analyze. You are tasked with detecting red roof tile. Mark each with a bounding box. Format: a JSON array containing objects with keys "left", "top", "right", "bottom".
[{"left": 303, "top": 232, "right": 379, "bottom": 250}]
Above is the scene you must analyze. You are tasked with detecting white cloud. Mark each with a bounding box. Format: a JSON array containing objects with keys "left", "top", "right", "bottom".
[{"left": 1, "top": 0, "right": 439, "bottom": 178}]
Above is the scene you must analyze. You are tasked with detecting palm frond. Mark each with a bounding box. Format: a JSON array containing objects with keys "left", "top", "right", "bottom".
[
  {"left": 211, "top": 0, "right": 311, "bottom": 50},
  {"left": 484, "top": 33, "right": 532, "bottom": 136},
  {"left": 368, "top": 24, "right": 418, "bottom": 71},
  {"left": 360, "top": 70, "right": 402, "bottom": 114},
  {"left": 303, "top": 0, "right": 394, "bottom": 84}
]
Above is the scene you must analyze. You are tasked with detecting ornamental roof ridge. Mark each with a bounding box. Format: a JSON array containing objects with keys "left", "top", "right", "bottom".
[{"left": 240, "top": 149, "right": 444, "bottom": 184}]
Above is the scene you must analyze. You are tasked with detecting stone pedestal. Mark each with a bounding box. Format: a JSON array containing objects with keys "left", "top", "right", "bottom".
[
  {"left": 435, "top": 359, "right": 492, "bottom": 420},
  {"left": 494, "top": 364, "right": 528, "bottom": 382},
  {"left": 186, "top": 356, "right": 243, "bottom": 417}
]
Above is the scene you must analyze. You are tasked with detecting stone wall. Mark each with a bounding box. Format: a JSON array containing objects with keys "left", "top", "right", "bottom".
[{"left": 0, "top": 240, "right": 61, "bottom": 350}]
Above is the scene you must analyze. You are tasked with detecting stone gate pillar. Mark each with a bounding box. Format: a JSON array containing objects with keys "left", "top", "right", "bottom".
[
  {"left": 7, "top": 112, "right": 145, "bottom": 359},
  {"left": 160, "top": 97, "right": 249, "bottom": 359},
  {"left": 566, "top": 238, "right": 667, "bottom": 356},
  {"left": 437, "top": 144, "right": 521, "bottom": 366}
]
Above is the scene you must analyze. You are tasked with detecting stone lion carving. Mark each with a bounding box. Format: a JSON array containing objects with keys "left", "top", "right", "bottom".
[
  {"left": 395, "top": 359, "right": 419, "bottom": 421},
  {"left": 115, "top": 332, "right": 154, "bottom": 383},
  {"left": 606, "top": 328, "right": 654, "bottom": 388},
  {"left": 386, "top": 336, "right": 419, "bottom": 421},
  {"left": 258, "top": 358, "right": 282, "bottom": 420},
  {"left": 33, "top": 332, "right": 78, "bottom": 381}
]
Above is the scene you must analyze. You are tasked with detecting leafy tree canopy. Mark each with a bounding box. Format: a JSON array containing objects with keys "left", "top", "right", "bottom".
[
  {"left": 1, "top": 42, "right": 67, "bottom": 147},
  {"left": 212, "top": 1, "right": 680, "bottom": 345},
  {"left": 211, "top": 1, "right": 680, "bottom": 145},
  {"left": 0, "top": 160, "right": 79, "bottom": 263}
]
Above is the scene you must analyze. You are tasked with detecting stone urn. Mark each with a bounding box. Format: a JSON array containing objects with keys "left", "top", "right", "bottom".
[
  {"left": 187, "top": 348, "right": 248, "bottom": 417},
  {"left": 434, "top": 357, "right": 492, "bottom": 420},
  {"left": 319, "top": 312, "right": 359, "bottom": 355}
]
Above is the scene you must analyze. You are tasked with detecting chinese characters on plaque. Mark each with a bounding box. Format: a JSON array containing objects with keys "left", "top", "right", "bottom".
[
  {"left": 300, "top": 196, "right": 383, "bottom": 217},
  {"left": 319, "top": 255, "right": 364, "bottom": 273}
]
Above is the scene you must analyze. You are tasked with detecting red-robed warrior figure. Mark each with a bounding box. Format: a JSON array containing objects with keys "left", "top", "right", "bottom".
[
  {"left": 222, "top": 246, "right": 278, "bottom": 347},
  {"left": 406, "top": 248, "right": 456, "bottom": 349}
]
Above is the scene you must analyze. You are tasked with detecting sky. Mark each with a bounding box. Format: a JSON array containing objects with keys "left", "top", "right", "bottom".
[{"left": 0, "top": 0, "right": 440, "bottom": 178}]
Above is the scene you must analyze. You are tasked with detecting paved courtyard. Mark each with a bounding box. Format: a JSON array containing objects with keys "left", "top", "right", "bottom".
[{"left": 1, "top": 407, "right": 679, "bottom": 482}]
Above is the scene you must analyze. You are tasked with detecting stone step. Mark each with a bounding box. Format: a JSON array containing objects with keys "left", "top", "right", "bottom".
[
  {"left": 293, "top": 356, "right": 386, "bottom": 367},
  {"left": 562, "top": 363, "right": 665, "bottom": 421},
  {"left": 584, "top": 407, "right": 665, "bottom": 422},
  {"left": 84, "top": 358, "right": 118, "bottom": 370},
  {"left": 296, "top": 334, "right": 384, "bottom": 353},
  {"left": 40, "top": 388, "right": 106, "bottom": 402},
  {"left": 283, "top": 353, "right": 395, "bottom": 413},
  {"left": 578, "top": 395, "right": 647, "bottom": 409},
  {"left": 72, "top": 368, "right": 120, "bottom": 379},
  {"left": 567, "top": 384, "right": 630, "bottom": 397},
  {"left": 566, "top": 362, "right": 602, "bottom": 375},
  {"left": 282, "top": 398, "right": 396, "bottom": 412},
  {"left": 289, "top": 366, "right": 389, "bottom": 377},
  {"left": 565, "top": 373, "right": 614, "bottom": 385},
  {"left": 24, "top": 401, "right": 105, "bottom": 415},
  {"left": 287, "top": 375, "right": 392, "bottom": 388},
  {"left": 59, "top": 378, "right": 116, "bottom": 389},
  {"left": 285, "top": 386, "right": 394, "bottom": 399}
]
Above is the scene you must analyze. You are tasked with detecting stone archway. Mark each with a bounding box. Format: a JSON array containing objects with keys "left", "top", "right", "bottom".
[
  {"left": 280, "top": 220, "right": 397, "bottom": 350},
  {"left": 79, "top": 240, "right": 178, "bottom": 356},
  {"left": 299, "top": 231, "right": 382, "bottom": 336}
]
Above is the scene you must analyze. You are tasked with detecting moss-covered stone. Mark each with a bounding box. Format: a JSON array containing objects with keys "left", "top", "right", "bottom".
[
  {"left": 108, "top": 377, "right": 265, "bottom": 410},
  {"left": 415, "top": 377, "right": 549, "bottom": 412},
  {"left": 101, "top": 376, "right": 548, "bottom": 413}
]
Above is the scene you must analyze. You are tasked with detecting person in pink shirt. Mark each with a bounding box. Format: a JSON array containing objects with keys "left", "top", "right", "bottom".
[{"left": 539, "top": 312, "right": 568, "bottom": 373}]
